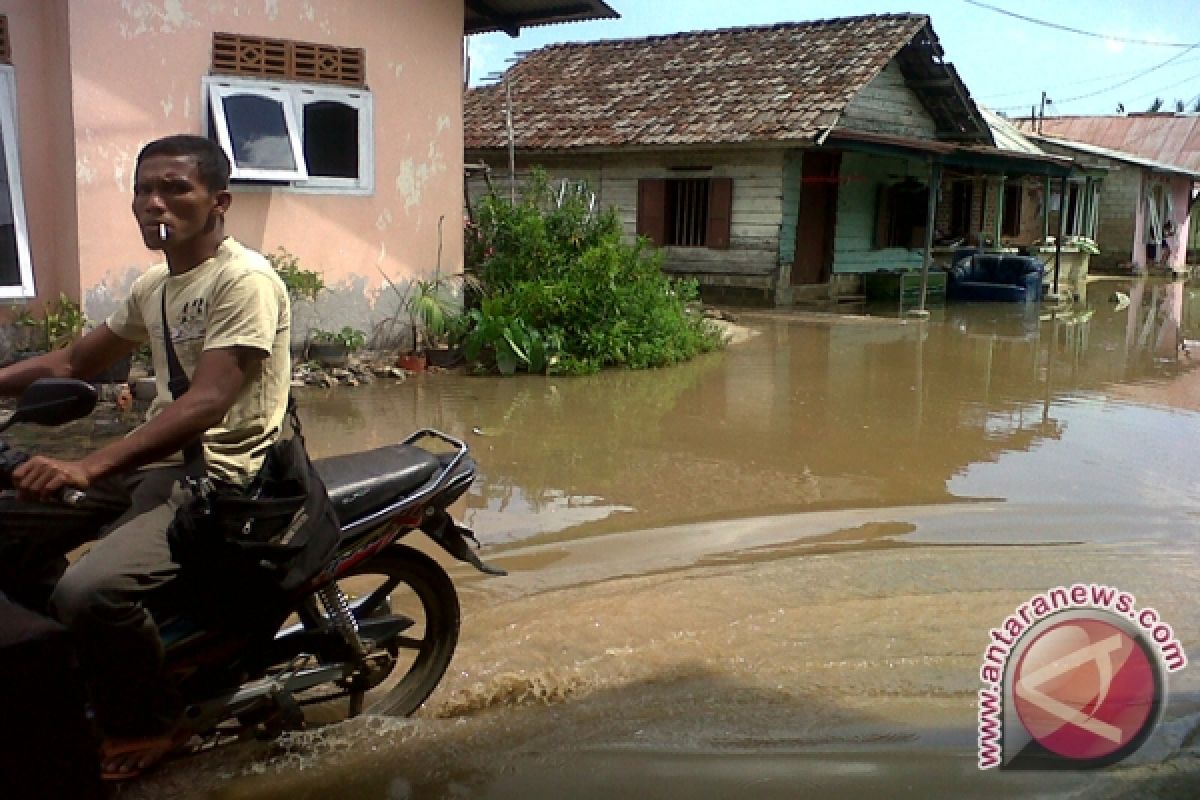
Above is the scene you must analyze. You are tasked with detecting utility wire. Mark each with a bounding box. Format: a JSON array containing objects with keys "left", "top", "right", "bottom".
[
  {"left": 963, "top": 0, "right": 1195, "bottom": 47},
  {"left": 978, "top": 55, "right": 1200, "bottom": 100},
  {"left": 992, "top": 36, "right": 1200, "bottom": 112},
  {"left": 1120, "top": 69, "right": 1200, "bottom": 109},
  {"left": 1053, "top": 40, "right": 1200, "bottom": 104}
]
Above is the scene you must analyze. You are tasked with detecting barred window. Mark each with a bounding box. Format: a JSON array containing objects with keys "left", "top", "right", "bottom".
[{"left": 636, "top": 177, "right": 733, "bottom": 249}]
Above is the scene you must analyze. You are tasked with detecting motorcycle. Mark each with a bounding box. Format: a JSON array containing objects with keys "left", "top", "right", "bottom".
[{"left": 0, "top": 378, "right": 503, "bottom": 746}]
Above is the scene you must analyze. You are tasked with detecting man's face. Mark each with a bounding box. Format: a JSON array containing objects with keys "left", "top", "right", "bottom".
[{"left": 131, "top": 154, "right": 229, "bottom": 250}]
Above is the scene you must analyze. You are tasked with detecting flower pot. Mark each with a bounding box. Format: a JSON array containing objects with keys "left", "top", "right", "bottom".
[
  {"left": 425, "top": 345, "right": 463, "bottom": 368},
  {"left": 307, "top": 341, "right": 349, "bottom": 369},
  {"left": 396, "top": 353, "right": 427, "bottom": 372},
  {"left": 133, "top": 377, "right": 158, "bottom": 404}
]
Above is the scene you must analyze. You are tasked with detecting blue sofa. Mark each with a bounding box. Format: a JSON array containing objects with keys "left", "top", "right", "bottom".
[{"left": 946, "top": 253, "right": 1044, "bottom": 303}]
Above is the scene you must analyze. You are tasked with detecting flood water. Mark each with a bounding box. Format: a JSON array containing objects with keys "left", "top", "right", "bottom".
[{"left": 106, "top": 276, "right": 1199, "bottom": 798}]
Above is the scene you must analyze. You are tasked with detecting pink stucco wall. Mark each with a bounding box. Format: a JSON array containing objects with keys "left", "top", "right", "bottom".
[
  {"left": 1167, "top": 177, "right": 1192, "bottom": 269},
  {"left": 3, "top": 0, "right": 78, "bottom": 310},
  {"left": 1132, "top": 173, "right": 1193, "bottom": 269},
  {"left": 62, "top": 0, "right": 464, "bottom": 333},
  {"left": 1132, "top": 171, "right": 1146, "bottom": 269}
]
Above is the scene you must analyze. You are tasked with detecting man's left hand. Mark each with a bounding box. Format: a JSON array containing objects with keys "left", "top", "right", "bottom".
[{"left": 12, "top": 456, "right": 93, "bottom": 501}]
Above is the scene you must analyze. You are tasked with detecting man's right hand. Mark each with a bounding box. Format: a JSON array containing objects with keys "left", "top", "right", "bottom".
[{"left": 11, "top": 455, "right": 94, "bottom": 502}]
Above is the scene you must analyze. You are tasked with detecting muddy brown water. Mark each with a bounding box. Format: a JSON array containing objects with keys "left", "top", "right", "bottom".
[{"left": 28, "top": 278, "right": 1200, "bottom": 798}]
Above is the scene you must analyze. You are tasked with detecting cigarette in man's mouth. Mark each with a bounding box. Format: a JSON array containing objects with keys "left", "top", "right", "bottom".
[{"left": 158, "top": 223, "right": 168, "bottom": 242}]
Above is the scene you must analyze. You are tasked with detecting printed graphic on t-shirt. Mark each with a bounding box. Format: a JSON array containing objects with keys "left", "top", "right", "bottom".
[{"left": 172, "top": 296, "right": 208, "bottom": 344}]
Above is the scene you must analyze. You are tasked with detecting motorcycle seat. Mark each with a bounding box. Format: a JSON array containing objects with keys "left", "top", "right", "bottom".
[{"left": 314, "top": 445, "right": 440, "bottom": 524}]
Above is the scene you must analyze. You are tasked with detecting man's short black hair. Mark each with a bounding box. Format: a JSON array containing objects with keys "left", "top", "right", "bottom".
[{"left": 136, "top": 135, "right": 231, "bottom": 192}]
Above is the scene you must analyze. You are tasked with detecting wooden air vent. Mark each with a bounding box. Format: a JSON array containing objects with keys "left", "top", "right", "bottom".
[
  {"left": 0, "top": 16, "right": 11, "bottom": 65},
  {"left": 212, "top": 33, "right": 365, "bottom": 87}
]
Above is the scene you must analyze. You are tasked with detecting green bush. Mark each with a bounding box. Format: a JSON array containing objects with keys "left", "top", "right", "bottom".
[
  {"left": 311, "top": 326, "right": 366, "bottom": 351},
  {"left": 463, "top": 170, "right": 722, "bottom": 375},
  {"left": 266, "top": 247, "right": 324, "bottom": 302}
]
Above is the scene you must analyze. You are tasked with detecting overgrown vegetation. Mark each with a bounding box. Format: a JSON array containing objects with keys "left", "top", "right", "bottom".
[
  {"left": 310, "top": 326, "right": 366, "bottom": 351},
  {"left": 14, "top": 294, "right": 87, "bottom": 351},
  {"left": 462, "top": 170, "right": 722, "bottom": 375},
  {"left": 266, "top": 246, "right": 324, "bottom": 302}
]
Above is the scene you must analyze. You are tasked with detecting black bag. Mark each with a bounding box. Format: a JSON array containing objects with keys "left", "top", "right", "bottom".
[{"left": 166, "top": 404, "right": 339, "bottom": 604}]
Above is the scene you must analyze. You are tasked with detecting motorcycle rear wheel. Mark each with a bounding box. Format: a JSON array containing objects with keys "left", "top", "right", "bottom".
[{"left": 340, "top": 544, "right": 461, "bottom": 717}]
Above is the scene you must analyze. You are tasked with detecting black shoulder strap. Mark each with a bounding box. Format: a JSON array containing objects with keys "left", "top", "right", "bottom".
[{"left": 160, "top": 284, "right": 207, "bottom": 481}]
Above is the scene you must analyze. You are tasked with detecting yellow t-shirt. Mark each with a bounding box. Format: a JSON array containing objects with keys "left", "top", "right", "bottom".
[{"left": 107, "top": 237, "right": 292, "bottom": 486}]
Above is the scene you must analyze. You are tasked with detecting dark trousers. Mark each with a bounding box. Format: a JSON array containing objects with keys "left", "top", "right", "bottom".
[{"left": 48, "top": 466, "right": 193, "bottom": 738}]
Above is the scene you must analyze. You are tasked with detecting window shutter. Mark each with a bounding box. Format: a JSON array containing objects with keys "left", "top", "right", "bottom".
[
  {"left": 706, "top": 177, "right": 732, "bottom": 249},
  {"left": 874, "top": 185, "right": 892, "bottom": 249},
  {"left": 637, "top": 179, "right": 667, "bottom": 246}
]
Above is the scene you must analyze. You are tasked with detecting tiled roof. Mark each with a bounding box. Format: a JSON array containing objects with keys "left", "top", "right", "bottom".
[
  {"left": 1013, "top": 114, "right": 1200, "bottom": 173},
  {"left": 464, "top": 14, "right": 937, "bottom": 151}
]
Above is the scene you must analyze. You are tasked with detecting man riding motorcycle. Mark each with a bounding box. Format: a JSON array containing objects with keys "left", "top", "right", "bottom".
[{"left": 0, "top": 134, "right": 293, "bottom": 779}]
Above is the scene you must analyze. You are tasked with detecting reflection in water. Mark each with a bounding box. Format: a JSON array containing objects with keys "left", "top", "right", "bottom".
[{"left": 289, "top": 278, "right": 1200, "bottom": 551}]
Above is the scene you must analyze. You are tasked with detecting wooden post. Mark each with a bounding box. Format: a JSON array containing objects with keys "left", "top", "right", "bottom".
[
  {"left": 916, "top": 159, "right": 940, "bottom": 315},
  {"left": 1082, "top": 176, "right": 1093, "bottom": 237},
  {"left": 504, "top": 77, "right": 516, "bottom": 205},
  {"left": 978, "top": 177, "right": 989, "bottom": 247},
  {"left": 1054, "top": 173, "right": 1069, "bottom": 296},
  {"left": 1042, "top": 175, "right": 1052, "bottom": 240},
  {"left": 994, "top": 175, "right": 1005, "bottom": 246}
]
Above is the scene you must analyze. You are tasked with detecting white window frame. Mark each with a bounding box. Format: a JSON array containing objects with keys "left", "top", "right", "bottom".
[
  {"left": 0, "top": 65, "right": 34, "bottom": 300},
  {"left": 203, "top": 76, "right": 374, "bottom": 195},
  {"left": 207, "top": 80, "right": 308, "bottom": 182}
]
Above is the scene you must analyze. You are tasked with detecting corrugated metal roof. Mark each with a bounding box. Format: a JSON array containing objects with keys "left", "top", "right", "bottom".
[
  {"left": 465, "top": 0, "right": 619, "bottom": 36},
  {"left": 1013, "top": 114, "right": 1200, "bottom": 173},
  {"left": 980, "top": 107, "right": 1044, "bottom": 156},
  {"left": 464, "top": 15, "right": 990, "bottom": 152},
  {"left": 1024, "top": 131, "right": 1200, "bottom": 179}
]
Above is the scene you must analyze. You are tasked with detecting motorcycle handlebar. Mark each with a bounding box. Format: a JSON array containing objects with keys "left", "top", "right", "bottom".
[{"left": 0, "top": 440, "right": 89, "bottom": 506}]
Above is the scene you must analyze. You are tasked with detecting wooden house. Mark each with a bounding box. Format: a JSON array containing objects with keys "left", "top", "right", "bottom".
[
  {"left": 464, "top": 14, "right": 1073, "bottom": 306},
  {"left": 1015, "top": 114, "right": 1200, "bottom": 271}
]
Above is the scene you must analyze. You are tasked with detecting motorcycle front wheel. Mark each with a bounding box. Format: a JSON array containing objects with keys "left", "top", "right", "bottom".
[{"left": 339, "top": 544, "right": 461, "bottom": 717}]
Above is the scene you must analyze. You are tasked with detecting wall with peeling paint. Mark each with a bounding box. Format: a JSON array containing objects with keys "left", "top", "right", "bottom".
[
  {"left": 1, "top": 0, "right": 79, "bottom": 314},
  {"left": 49, "top": 0, "right": 464, "bottom": 343}
]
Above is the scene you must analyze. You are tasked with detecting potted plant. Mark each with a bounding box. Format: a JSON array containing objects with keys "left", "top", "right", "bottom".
[
  {"left": 307, "top": 326, "right": 366, "bottom": 369},
  {"left": 399, "top": 277, "right": 454, "bottom": 371},
  {"left": 379, "top": 216, "right": 479, "bottom": 372}
]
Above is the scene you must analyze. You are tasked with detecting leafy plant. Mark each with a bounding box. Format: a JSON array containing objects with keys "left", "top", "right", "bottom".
[
  {"left": 311, "top": 326, "right": 366, "bottom": 352},
  {"left": 460, "top": 168, "right": 723, "bottom": 375},
  {"left": 405, "top": 277, "right": 457, "bottom": 353},
  {"left": 15, "top": 294, "right": 87, "bottom": 351},
  {"left": 266, "top": 247, "right": 324, "bottom": 302},
  {"left": 375, "top": 215, "right": 480, "bottom": 354},
  {"left": 459, "top": 302, "right": 560, "bottom": 375}
]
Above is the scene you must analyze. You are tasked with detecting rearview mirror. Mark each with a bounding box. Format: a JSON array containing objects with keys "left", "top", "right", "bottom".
[{"left": 0, "top": 378, "right": 98, "bottom": 434}]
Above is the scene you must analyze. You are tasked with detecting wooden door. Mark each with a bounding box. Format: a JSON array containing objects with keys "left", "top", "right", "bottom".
[{"left": 792, "top": 151, "right": 841, "bottom": 285}]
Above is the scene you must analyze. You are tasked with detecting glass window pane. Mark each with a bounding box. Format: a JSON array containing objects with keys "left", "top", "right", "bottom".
[
  {"left": 304, "top": 101, "right": 358, "bottom": 178},
  {"left": 0, "top": 113, "right": 19, "bottom": 287},
  {"left": 221, "top": 94, "right": 297, "bottom": 171}
]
